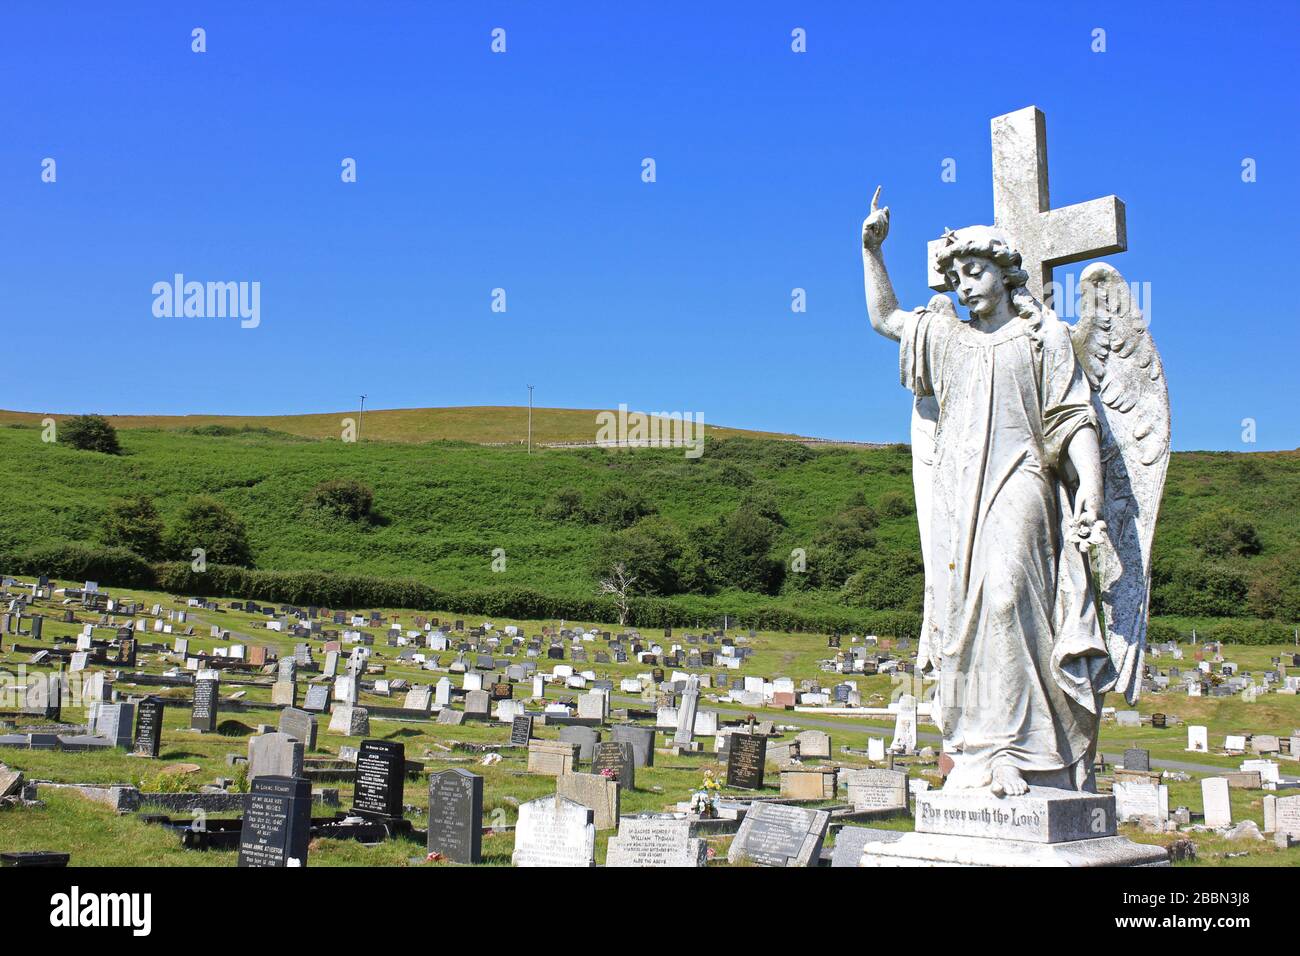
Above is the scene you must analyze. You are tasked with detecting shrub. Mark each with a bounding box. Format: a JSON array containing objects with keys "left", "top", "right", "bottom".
[
  {"left": 842, "top": 550, "right": 924, "bottom": 612},
  {"left": 59, "top": 414, "right": 121, "bottom": 454},
  {"left": 100, "top": 495, "right": 164, "bottom": 559},
  {"left": 877, "top": 490, "right": 915, "bottom": 519},
  {"left": 584, "top": 484, "right": 656, "bottom": 529},
  {"left": 14, "top": 542, "right": 155, "bottom": 588},
  {"left": 165, "top": 496, "right": 254, "bottom": 567},
  {"left": 1187, "top": 508, "right": 1262, "bottom": 558},
  {"left": 303, "top": 478, "right": 374, "bottom": 524},
  {"left": 538, "top": 487, "right": 584, "bottom": 522}
]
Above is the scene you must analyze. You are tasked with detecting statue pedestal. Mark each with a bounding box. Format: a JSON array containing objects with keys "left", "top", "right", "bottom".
[{"left": 858, "top": 786, "right": 1169, "bottom": 867}]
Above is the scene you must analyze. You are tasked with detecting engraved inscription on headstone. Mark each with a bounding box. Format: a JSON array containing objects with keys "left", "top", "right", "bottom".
[
  {"left": 352, "top": 739, "right": 405, "bottom": 821},
  {"left": 237, "top": 775, "right": 312, "bottom": 868},
  {"left": 427, "top": 768, "right": 483, "bottom": 864},
  {"left": 726, "top": 732, "right": 767, "bottom": 791}
]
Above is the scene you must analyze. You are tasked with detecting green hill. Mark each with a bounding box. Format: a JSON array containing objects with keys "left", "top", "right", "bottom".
[{"left": 0, "top": 421, "right": 1296, "bottom": 637}]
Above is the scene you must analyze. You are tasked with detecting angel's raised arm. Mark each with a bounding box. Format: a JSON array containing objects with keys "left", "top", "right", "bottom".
[{"left": 861, "top": 187, "right": 911, "bottom": 342}]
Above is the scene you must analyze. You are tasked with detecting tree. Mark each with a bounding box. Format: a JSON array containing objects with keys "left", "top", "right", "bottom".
[
  {"left": 166, "top": 495, "right": 254, "bottom": 567},
  {"left": 304, "top": 478, "right": 374, "bottom": 523},
  {"left": 591, "top": 517, "right": 685, "bottom": 596},
  {"left": 692, "top": 505, "right": 784, "bottom": 594},
  {"left": 100, "top": 495, "right": 164, "bottom": 559},
  {"left": 1188, "top": 508, "right": 1262, "bottom": 558},
  {"left": 598, "top": 562, "right": 637, "bottom": 625},
  {"left": 60, "top": 414, "right": 121, "bottom": 455}
]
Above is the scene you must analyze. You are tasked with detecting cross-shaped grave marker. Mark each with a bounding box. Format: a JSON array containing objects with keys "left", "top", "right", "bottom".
[{"left": 927, "top": 105, "right": 1126, "bottom": 304}]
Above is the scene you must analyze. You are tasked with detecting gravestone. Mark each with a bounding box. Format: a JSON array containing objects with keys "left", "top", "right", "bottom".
[
  {"left": 1275, "top": 795, "right": 1300, "bottom": 840},
  {"left": 558, "top": 725, "right": 600, "bottom": 762},
  {"left": 133, "top": 697, "right": 164, "bottom": 758},
  {"left": 1201, "top": 777, "right": 1232, "bottom": 828},
  {"left": 248, "top": 732, "right": 304, "bottom": 782},
  {"left": 794, "top": 729, "right": 832, "bottom": 760},
  {"left": 328, "top": 702, "right": 371, "bottom": 735},
  {"left": 830, "top": 826, "right": 906, "bottom": 867},
  {"left": 95, "top": 697, "right": 135, "bottom": 749},
  {"left": 427, "top": 769, "right": 483, "bottom": 865},
  {"left": 527, "top": 740, "right": 580, "bottom": 776},
  {"left": 1123, "top": 748, "right": 1151, "bottom": 773},
  {"left": 673, "top": 676, "right": 700, "bottom": 747},
  {"left": 511, "top": 795, "right": 596, "bottom": 867},
  {"left": 888, "top": 694, "right": 917, "bottom": 753},
  {"left": 845, "top": 768, "right": 909, "bottom": 812},
  {"left": 727, "top": 802, "right": 830, "bottom": 867},
  {"left": 556, "top": 772, "right": 621, "bottom": 830},
  {"left": 303, "top": 684, "right": 331, "bottom": 713},
  {"left": 463, "top": 689, "right": 491, "bottom": 719},
  {"left": 1113, "top": 781, "right": 1169, "bottom": 825},
  {"left": 611, "top": 724, "right": 655, "bottom": 768},
  {"left": 237, "top": 775, "right": 312, "bottom": 868},
  {"left": 353, "top": 740, "right": 405, "bottom": 821},
  {"left": 726, "top": 732, "right": 767, "bottom": 790},
  {"left": 191, "top": 677, "right": 219, "bottom": 732},
  {"left": 509, "top": 714, "right": 534, "bottom": 746},
  {"left": 1186, "top": 725, "right": 1208, "bottom": 753},
  {"left": 591, "top": 741, "right": 635, "bottom": 789},
  {"left": 403, "top": 686, "right": 432, "bottom": 714},
  {"left": 606, "top": 815, "right": 706, "bottom": 867},
  {"left": 278, "top": 707, "right": 318, "bottom": 751}
]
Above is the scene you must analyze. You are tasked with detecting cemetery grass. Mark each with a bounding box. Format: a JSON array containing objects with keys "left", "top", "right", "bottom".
[{"left": 3, "top": 581, "right": 1300, "bottom": 866}]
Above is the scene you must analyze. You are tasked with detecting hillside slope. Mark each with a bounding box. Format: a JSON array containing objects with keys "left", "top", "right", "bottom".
[
  {"left": 0, "top": 423, "right": 1296, "bottom": 634},
  {"left": 0, "top": 406, "right": 810, "bottom": 445}
]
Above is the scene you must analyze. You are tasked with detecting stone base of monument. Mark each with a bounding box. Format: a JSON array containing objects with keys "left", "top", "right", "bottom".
[{"left": 858, "top": 785, "right": 1170, "bottom": 867}]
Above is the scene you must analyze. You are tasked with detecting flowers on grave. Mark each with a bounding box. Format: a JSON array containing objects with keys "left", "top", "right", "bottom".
[
  {"left": 689, "top": 769, "right": 722, "bottom": 818},
  {"left": 598, "top": 767, "right": 618, "bottom": 780}
]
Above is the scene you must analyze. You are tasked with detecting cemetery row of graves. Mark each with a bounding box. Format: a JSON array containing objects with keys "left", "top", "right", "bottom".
[{"left": 0, "top": 573, "right": 1298, "bottom": 867}]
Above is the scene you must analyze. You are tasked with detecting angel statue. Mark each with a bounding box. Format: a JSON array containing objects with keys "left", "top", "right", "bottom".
[{"left": 861, "top": 187, "right": 1169, "bottom": 797}]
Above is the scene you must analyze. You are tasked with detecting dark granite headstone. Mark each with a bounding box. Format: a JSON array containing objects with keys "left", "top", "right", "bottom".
[
  {"left": 1123, "top": 748, "right": 1151, "bottom": 772},
  {"left": 352, "top": 740, "right": 405, "bottom": 821},
  {"left": 591, "top": 741, "right": 635, "bottom": 788},
  {"left": 427, "top": 768, "right": 483, "bottom": 864},
  {"left": 1151, "top": 712, "right": 1167, "bottom": 729},
  {"left": 510, "top": 714, "right": 533, "bottom": 746},
  {"left": 237, "top": 775, "right": 312, "bottom": 867},
  {"left": 190, "top": 677, "right": 219, "bottom": 732},
  {"left": 133, "top": 697, "right": 164, "bottom": 758},
  {"left": 726, "top": 733, "right": 767, "bottom": 790}
]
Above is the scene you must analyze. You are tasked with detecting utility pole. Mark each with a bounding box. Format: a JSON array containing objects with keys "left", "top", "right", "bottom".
[
  {"left": 358, "top": 394, "right": 366, "bottom": 442},
  {"left": 527, "top": 384, "right": 534, "bottom": 454}
]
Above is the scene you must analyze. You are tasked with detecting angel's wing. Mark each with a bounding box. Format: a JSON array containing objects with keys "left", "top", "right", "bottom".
[{"left": 1070, "top": 263, "right": 1170, "bottom": 704}]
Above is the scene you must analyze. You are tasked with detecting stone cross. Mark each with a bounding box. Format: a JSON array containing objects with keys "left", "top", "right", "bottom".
[{"left": 927, "top": 105, "right": 1126, "bottom": 304}]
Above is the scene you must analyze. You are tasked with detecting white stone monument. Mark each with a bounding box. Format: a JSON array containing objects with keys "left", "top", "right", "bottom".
[{"left": 858, "top": 106, "right": 1170, "bottom": 867}]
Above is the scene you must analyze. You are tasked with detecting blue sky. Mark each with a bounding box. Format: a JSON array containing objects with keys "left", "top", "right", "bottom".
[{"left": 1, "top": 1, "right": 1295, "bottom": 450}]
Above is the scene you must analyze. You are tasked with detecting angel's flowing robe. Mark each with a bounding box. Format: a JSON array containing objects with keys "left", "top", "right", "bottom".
[{"left": 900, "top": 306, "right": 1114, "bottom": 790}]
